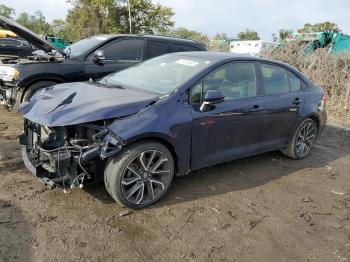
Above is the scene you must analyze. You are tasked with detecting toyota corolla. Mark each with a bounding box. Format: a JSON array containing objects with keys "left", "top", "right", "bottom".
[{"left": 19, "top": 52, "right": 327, "bottom": 209}]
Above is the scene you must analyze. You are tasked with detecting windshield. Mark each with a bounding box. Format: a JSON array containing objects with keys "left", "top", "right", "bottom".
[
  {"left": 65, "top": 36, "right": 110, "bottom": 58},
  {"left": 101, "top": 54, "right": 212, "bottom": 94}
]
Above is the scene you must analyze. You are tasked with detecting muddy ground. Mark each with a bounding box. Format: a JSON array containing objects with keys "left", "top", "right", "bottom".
[{"left": 1, "top": 106, "right": 350, "bottom": 262}]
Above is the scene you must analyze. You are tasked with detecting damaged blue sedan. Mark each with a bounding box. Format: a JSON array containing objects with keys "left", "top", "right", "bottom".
[{"left": 20, "top": 52, "right": 327, "bottom": 209}]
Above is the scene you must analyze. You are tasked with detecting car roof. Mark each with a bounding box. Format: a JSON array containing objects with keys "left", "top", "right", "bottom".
[
  {"left": 173, "top": 51, "right": 301, "bottom": 71},
  {"left": 91, "top": 34, "right": 204, "bottom": 46}
]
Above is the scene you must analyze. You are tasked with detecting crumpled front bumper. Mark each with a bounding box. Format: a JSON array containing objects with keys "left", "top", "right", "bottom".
[
  {"left": 19, "top": 125, "right": 124, "bottom": 189},
  {"left": 19, "top": 133, "right": 69, "bottom": 189}
]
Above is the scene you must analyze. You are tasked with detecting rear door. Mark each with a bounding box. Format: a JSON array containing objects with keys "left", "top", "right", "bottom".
[
  {"left": 171, "top": 42, "right": 202, "bottom": 52},
  {"left": 144, "top": 39, "right": 174, "bottom": 59},
  {"left": 190, "top": 61, "right": 265, "bottom": 170},
  {"left": 259, "top": 63, "right": 305, "bottom": 149},
  {"left": 84, "top": 37, "right": 145, "bottom": 80}
]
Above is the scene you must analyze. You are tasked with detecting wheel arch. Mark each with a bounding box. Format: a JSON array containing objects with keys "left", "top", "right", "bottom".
[
  {"left": 287, "top": 114, "right": 320, "bottom": 142},
  {"left": 20, "top": 77, "right": 65, "bottom": 102},
  {"left": 304, "top": 113, "right": 321, "bottom": 135},
  {"left": 125, "top": 134, "right": 180, "bottom": 174}
]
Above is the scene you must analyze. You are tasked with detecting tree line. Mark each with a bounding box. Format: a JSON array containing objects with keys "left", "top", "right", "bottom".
[{"left": 0, "top": 2, "right": 342, "bottom": 44}]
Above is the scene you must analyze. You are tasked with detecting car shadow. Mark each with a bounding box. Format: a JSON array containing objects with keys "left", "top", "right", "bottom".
[
  {"left": 0, "top": 200, "right": 33, "bottom": 261},
  {"left": 85, "top": 125, "right": 350, "bottom": 208}
]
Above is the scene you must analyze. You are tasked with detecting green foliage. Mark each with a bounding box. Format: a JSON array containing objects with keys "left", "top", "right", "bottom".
[
  {"left": 64, "top": 0, "right": 174, "bottom": 41},
  {"left": 49, "top": 19, "right": 67, "bottom": 38},
  {"left": 298, "top": 22, "right": 340, "bottom": 33},
  {"left": 16, "top": 11, "right": 51, "bottom": 35},
  {"left": 279, "top": 29, "right": 293, "bottom": 41},
  {"left": 64, "top": 0, "right": 116, "bottom": 41},
  {"left": 165, "top": 27, "right": 209, "bottom": 44},
  {"left": 237, "top": 29, "right": 260, "bottom": 40},
  {"left": 212, "top": 33, "right": 229, "bottom": 41},
  {"left": 0, "top": 2, "right": 174, "bottom": 42},
  {"left": 0, "top": 4, "right": 15, "bottom": 19},
  {"left": 128, "top": 0, "right": 174, "bottom": 34}
]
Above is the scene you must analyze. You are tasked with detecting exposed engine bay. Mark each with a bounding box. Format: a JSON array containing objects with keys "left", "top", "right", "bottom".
[
  {"left": 21, "top": 120, "right": 123, "bottom": 190},
  {"left": 0, "top": 53, "right": 64, "bottom": 65}
]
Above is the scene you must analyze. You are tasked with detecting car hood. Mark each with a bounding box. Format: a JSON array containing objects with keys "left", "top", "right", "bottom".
[
  {"left": 0, "top": 15, "right": 66, "bottom": 56},
  {"left": 19, "top": 82, "right": 159, "bottom": 127}
]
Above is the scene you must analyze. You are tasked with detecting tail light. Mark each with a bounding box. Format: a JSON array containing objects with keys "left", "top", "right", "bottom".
[
  {"left": 322, "top": 95, "right": 328, "bottom": 103},
  {"left": 320, "top": 94, "right": 328, "bottom": 110}
]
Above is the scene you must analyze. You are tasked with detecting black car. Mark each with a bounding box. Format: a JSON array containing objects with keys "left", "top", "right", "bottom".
[
  {"left": 0, "top": 15, "right": 206, "bottom": 109},
  {"left": 20, "top": 52, "right": 327, "bottom": 209},
  {"left": 0, "top": 37, "right": 34, "bottom": 57}
]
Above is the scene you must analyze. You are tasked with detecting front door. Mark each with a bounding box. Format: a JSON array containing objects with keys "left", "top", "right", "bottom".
[
  {"left": 190, "top": 62, "right": 265, "bottom": 170},
  {"left": 84, "top": 38, "right": 145, "bottom": 80}
]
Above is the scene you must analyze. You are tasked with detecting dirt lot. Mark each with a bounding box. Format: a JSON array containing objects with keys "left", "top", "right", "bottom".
[{"left": 1, "top": 106, "right": 350, "bottom": 262}]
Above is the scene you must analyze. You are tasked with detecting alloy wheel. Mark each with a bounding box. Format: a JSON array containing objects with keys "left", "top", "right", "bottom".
[
  {"left": 296, "top": 121, "right": 317, "bottom": 158},
  {"left": 121, "top": 150, "right": 172, "bottom": 205}
]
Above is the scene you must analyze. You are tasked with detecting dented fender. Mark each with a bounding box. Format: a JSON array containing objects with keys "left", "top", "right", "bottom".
[{"left": 106, "top": 93, "right": 193, "bottom": 175}]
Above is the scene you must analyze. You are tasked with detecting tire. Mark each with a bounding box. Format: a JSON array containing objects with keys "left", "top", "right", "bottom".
[
  {"left": 12, "top": 81, "right": 58, "bottom": 112},
  {"left": 22, "top": 81, "right": 58, "bottom": 102},
  {"left": 104, "top": 141, "right": 175, "bottom": 209},
  {"left": 283, "top": 118, "right": 318, "bottom": 159}
]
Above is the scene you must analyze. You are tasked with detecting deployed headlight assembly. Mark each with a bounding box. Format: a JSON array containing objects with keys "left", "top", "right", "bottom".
[{"left": 0, "top": 66, "right": 20, "bottom": 82}]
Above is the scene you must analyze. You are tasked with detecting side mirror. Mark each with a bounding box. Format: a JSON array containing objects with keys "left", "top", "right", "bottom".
[
  {"left": 200, "top": 90, "right": 225, "bottom": 112},
  {"left": 92, "top": 50, "right": 106, "bottom": 65}
]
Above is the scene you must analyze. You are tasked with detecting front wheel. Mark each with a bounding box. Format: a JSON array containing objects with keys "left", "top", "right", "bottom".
[
  {"left": 283, "top": 118, "right": 318, "bottom": 159},
  {"left": 22, "top": 81, "right": 58, "bottom": 102},
  {"left": 104, "top": 141, "right": 175, "bottom": 209},
  {"left": 12, "top": 81, "right": 58, "bottom": 112}
]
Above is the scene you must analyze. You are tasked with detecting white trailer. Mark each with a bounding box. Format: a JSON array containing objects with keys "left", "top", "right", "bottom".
[{"left": 229, "top": 40, "right": 279, "bottom": 55}]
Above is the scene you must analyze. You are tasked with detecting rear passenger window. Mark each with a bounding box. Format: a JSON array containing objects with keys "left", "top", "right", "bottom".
[
  {"left": 261, "top": 64, "right": 289, "bottom": 95},
  {"left": 146, "top": 40, "right": 173, "bottom": 59},
  {"left": 261, "top": 64, "right": 300, "bottom": 95},
  {"left": 173, "top": 43, "right": 200, "bottom": 52},
  {"left": 102, "top": 39, "right": 144, "bottom": 61},
  {"left": 261, "top": 64, "right": 302, "bottom": 95},
  {"left": 289, "top": 72, "right": 301, "bottom": 92}
]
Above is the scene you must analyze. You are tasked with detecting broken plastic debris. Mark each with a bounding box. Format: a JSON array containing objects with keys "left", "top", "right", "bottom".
[
  {"left": 331, "top": 191, "right": 347, "bottom": 195},
  {"left": 212, "top": 208, "right": 220, "bottom": 214},
  {"left": 325, "top": 221, "right": 342, "bottom": 229},
  {"left": 174, "top": 196, "right": 183, "bottom": 200},
  {"left": 326, "top": 165, "right": 333, "bottom": 171},
  {"left": 119, "top": 210, "right": 132, "bottom": 217},
  {"left": 302, "top": 197, "right": 312, "bottom": 203},
  {"left": 300, "top": 213, "right": 312, "bottom": 222}
]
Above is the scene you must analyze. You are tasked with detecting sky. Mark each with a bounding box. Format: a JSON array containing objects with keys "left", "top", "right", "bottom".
[{"left": 2, "top": 0, "right": 350, "bottom": 40}]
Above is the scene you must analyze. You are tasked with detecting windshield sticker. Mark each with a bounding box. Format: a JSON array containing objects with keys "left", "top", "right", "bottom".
[{"left": 175, "top": 59, "right": 199, "bottom": 67}]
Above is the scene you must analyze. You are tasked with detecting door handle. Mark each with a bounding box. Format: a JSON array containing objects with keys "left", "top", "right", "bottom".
[
  {"left": 293, "top": 97, "right": 303, "bottom": 105},
  {"left": 249, "top": 105, "right": 264, "bottom": 112}
]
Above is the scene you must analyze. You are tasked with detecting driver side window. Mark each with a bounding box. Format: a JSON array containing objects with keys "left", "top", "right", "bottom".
[
  {"left": 88, "top": 39, "right": 144, "bottom": 61},
  {"left": 189, "top": 62, "right": 257, "bottom": 104}
]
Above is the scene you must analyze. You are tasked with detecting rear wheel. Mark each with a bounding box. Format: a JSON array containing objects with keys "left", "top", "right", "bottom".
[
  {"left": 104, "top": 141, "right": 174, "bottom": 209},
  {"left": 283, "top": 118, "right": 318, "bottom": 159}
]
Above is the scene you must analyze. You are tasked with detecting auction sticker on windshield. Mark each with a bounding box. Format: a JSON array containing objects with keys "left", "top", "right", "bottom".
[{"left": 175, "top": 59, "right": 199, "bottom": 67}]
